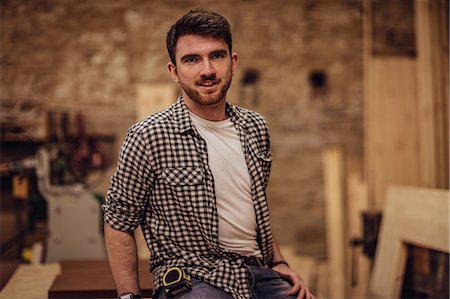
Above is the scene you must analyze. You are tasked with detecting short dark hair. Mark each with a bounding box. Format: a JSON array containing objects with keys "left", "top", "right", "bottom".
[{"left": 166, "top": 9, "right": 232, "bottom": 65}]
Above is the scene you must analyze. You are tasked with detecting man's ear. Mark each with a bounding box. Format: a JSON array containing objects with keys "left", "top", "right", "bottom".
[
  {"left": 231, "top": 52, "right": 238, "bottom": 76},
  {"left": 167, "top": 62, "right": 179, "bottom": 83}
]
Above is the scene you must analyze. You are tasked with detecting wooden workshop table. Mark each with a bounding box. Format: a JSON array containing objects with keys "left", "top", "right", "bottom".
[
  {"left": 0, "top": 260, "right": 153, "bottom": 299},
  {"left": 0, "top": 263, "right": 60, "bottom": 299}
]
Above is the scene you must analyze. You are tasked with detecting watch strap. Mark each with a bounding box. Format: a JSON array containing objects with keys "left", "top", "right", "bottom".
[
  {"left": 118, "top": 293, "right": 142, "bottom": 299},
  {"left": 268, "top": 260, "right": 289, "bottom": 268}
]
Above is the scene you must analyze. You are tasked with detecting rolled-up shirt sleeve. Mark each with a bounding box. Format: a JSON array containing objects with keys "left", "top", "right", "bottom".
[{"left": 103, "top": 129, "right": 153, "bottom": 232}]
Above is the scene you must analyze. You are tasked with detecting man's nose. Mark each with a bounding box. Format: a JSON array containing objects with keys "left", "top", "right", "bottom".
[{"left": 200, "top": 59, "right": 215, "bottom": 77}]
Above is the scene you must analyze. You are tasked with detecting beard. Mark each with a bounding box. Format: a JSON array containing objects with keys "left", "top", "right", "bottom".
[{"left": 179, "top": 73, "right": 232, "bottom": 106}]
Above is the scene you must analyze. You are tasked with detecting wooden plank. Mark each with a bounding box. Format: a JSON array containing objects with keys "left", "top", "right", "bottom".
[
  {"left": 415, "top": 0, "right": 439, "bottom": 187},
  {"left": 316, "top": 260, "right": 329, "bottom": 299},
  {"left": 0, "top": 264, "right": 61, "bottom": 299},
  {"left": 347, "top": 171, "right": 371, "bottom": 299},
  {"left": 415, "top": 0, "right": 449, "bottom": 189},
  {"left": 322, "top": 147, "right": 347, "bottom": 298},
  {"left": 432, "top": 0, "right": 449, "bottom": 188},
  {"left": 369, "top": 186, "right": 449, "bottom": 299},
  {"left": 362, "top": 0, "right": 375, "bottom": 209},
  {"left": 365, "top": 57, "right": 420, "bottom": 210}
]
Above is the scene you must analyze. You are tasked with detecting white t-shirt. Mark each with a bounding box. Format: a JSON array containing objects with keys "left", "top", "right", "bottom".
[{"left": 189, "top": 112, "right": 261, "bottom": 257}]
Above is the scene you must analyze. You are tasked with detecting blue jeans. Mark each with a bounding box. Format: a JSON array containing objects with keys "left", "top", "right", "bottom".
[
  {"left": 153, "top": 265, "right": 296, "bottom": 299},
  {"left": 247, "top": 265, "right": 297, "bottom": 299}
]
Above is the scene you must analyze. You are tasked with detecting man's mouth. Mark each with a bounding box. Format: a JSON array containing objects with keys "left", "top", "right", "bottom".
[{"left": 196, "top": 80, "right": 220, "bottom": 87}]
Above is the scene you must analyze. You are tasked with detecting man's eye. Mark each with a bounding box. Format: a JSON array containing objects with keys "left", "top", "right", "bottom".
[
  {"left": 184, "top": 57, "right": 198, "bottom": 63},
  {"left": 211, "top": 53, "right": 225, "bottom": 60}
]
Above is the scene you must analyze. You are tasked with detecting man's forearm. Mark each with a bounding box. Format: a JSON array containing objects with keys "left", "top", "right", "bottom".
[
  {"left": 104, "top": 223, "right": 140, "bottom": 296},
  {"left": 272, "top": 238, "right": 287, "bottom": 263}
]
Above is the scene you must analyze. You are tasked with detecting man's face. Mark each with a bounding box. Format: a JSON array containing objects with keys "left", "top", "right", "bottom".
[{"left": 167, "top": 34, "right": 238, "bottom": 107}]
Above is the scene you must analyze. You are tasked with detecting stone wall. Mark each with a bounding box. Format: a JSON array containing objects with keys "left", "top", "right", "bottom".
[{"left": 1, "top": 0, "right": 363, "bottom": 257}]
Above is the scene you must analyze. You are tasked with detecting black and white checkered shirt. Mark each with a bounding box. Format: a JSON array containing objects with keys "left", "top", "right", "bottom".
[{"left": 103, "top": 97, "right": 274, "bottom": 299}]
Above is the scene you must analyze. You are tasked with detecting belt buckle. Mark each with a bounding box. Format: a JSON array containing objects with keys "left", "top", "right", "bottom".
[
  {"left": 254, "top": 257, "right": 264, "bottom": 267},
  {"left": 243, "top": 256, "right": 264, "bottom": 267}
]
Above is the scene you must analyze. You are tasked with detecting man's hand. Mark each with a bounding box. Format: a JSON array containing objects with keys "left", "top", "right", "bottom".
[{"left": 272, "top": 263, "right": 315, "bottom": 299}]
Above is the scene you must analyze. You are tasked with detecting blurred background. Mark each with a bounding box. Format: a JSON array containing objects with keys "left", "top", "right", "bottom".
[{"left": 0, "top": 0, "right": 448, "bottom": 298}]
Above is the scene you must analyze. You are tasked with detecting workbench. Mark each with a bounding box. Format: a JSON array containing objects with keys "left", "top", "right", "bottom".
[
  {"left": 0, "top": 260, "right": 153, "bottom": 299},
  {"left": 0, "top": 263, "right": 60, "bottom": 299}
]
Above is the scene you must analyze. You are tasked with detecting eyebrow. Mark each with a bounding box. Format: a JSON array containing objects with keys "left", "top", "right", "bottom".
[
  {"left": 180, "top": 49, "right": 229, "bottom": 62},
  {"left": 210, "top": 49, "right": 228, "bottom": 57}
]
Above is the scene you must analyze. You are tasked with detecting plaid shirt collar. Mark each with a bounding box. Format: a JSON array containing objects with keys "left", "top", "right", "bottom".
[{"left": 173, "top": 97, "right": 248, "bottom": 134}]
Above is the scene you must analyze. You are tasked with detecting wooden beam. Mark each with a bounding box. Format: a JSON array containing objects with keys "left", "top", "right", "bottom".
[
  {"left": 347, "top": 171, "right": 371, "bottom": 299},
  {"left": 366, "top": 57, "right": 420, "bottom": 210},
  {"left": 415, "top": 0, "right": 449, "bottom": 188},
  {"left": 316, "top": 261, "right": 329, "bottom": 299},
  {"left": 362, "top": 0, "right": 375, "bottom": 209},
  {"left": 322, "top": 146, "right": 347, "bottom": 298},
  {"left": 415, "top": 0, "right": 439, "bottom": 187}
]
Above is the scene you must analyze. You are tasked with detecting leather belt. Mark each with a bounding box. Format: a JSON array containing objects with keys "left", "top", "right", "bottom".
[{"left": 241, "top": 256, "right": 266, "bottom": 267}]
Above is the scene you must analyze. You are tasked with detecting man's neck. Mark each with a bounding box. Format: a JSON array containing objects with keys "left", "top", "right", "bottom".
[{"left": 183, "top": 97, "right": 228, "bottom": 122}]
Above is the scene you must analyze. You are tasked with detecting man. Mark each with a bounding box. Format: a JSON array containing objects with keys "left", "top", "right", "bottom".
[{"left": 103, "top": 8, "right": 314, "bottom": 299}]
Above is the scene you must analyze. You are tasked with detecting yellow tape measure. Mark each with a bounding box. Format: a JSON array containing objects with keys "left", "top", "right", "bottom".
[{"left": 162, "top": 267, "right": 192, "bottom": 297}]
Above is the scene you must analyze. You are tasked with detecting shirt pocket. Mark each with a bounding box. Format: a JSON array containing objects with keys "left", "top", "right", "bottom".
[
  {"left": 162, "top": 167, "right": 204, "bottom": 186},
  {"left": 160, "top": 167, "right": 205, "bottom": 212}
]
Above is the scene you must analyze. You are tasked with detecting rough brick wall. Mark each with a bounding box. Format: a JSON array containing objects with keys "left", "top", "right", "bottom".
[{"left": 1, "top": 0, "right": 363, "bottom": 257}]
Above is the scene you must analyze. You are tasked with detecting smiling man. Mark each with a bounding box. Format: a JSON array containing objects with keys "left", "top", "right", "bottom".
[
  {"left": 170, "top": 35, "right": 235, "bottom": 105},
  {"left": 103, "top": 9, "right": 314, "bottom": 299}
]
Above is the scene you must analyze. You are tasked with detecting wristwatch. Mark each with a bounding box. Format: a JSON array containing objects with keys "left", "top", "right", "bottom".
[
  {"left": 268, "top": 260, "right": 289, "bottom": 268},
  {"left": 119, "top": 293, "right": 142, "bottom": 299}
]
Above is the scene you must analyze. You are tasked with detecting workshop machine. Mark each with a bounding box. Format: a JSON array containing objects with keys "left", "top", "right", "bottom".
[{"left": 36, "top": 147, "right": 106, "bottom": 262}]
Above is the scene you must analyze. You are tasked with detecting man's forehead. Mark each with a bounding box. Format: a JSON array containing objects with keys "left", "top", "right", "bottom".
[{"left": 175, "top": 34, "right": 229, "bottom": 56}]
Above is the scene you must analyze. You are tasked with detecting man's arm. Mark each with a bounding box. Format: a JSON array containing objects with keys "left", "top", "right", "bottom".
[
  {"left": 271, "top": 237, "right": 287, "bottom": 264},
  {"left": 271, "top": 238, "right": 315, "bottom": 299},
  {"left": 104, "top": 223, "right": 141, "bottom": 296}
]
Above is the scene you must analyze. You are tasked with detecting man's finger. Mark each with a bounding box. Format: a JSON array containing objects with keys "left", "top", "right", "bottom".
[
  {"left": 305, "top": 288, "right": 311, "bottom": 299},
  {"left": 287, "top": 281, "right": 301, "bottom": 295},
  {"left": 295, "top": 285, "right": 306, "bottom": 299},
  {"left": 286, "top": 276, "right": 301, "bottom": 295}
]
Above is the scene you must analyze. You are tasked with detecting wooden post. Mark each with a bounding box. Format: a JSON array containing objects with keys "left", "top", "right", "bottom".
[
  {"left": 365, "top": 56, "right": 420, "bottom": 210},
  {"left": 322, "top": 146, "right": 347, "bottom": 298},
  {"left": 415, "top": 0, "right": 449, "bottom": 189},
  {"left": 362, "top": 0, "right": 375, "bottom": 210},
  {"left": 347, "top": 171, "right": 371, "bottom": 299}
]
